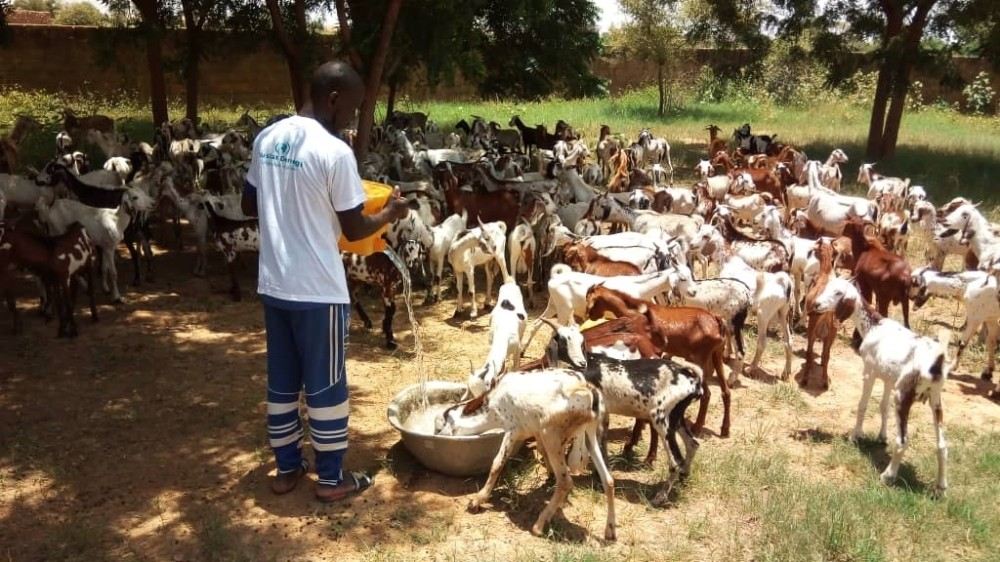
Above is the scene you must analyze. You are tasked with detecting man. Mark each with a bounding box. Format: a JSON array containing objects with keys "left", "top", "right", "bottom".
[{"left": 242, "top": 61, "right": 409, "bottom": 502}]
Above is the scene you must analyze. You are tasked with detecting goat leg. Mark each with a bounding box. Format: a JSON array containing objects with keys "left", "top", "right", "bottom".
[
  {"left": 226, "top": 255, "right": 241, "bottom": 302},
  {"left": 84, "top": 265, "right": 98, "bottom": 323},
  {"left": 125, "top": 226, "right": 142, "bottom": 286},
  {"left": 623, "top": 420, "right": 644, "bottom": 458},
  {"left": 141, "top": 223, "right": 155, "bottom": 283},
  {"left": 382, "top": 299, "right": 397, "bottom": 350},
  {"left": 469, "top": 433, "right": 518, "bottom": 513}
]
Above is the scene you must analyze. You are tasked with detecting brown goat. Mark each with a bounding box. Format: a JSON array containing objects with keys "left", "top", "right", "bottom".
[
  {"left": 706, "top": 124, "right": 727, "bottom": 159},
  {"left": 843, "top": 218, "right": 911, "bottom": 328},
  {"left": 712, "top": 151, "right": 785, "bottom": 204},
  {"left": 0, "top": 221, "right": 98, "bottom": 337},
  {"left": 799, "top": 239, "right": 856, "bottom": 390},
  {"left": 585, "top": 285, "right": 731, "bottom": 437},
  {"left": 562, "top": 243, "right": 642, "bottom": 277},
  {"left": 62, "top": 108, "right": 115, "bottom": 136}
]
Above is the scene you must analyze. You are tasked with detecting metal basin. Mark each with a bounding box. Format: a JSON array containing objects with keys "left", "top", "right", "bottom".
[{"left": 387, "top": 381, "right": 505, "bottom": 477}]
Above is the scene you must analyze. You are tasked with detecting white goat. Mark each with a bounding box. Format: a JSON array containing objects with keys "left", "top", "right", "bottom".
[
  {"left": 466, "top": 281, "right": 528, "bottom": 396},
  {"left": 508, "top": 218, "right": 537, "bottom": 300},
  {"left": 427, "top": 211, "right": 467, "bottom": 303},
  {"left": 436, "top": 367, "right": 616, "bottom": 540},
  {"left": 836, "top": 289, "right": 950, "bottom": 496},
  {"left": 858, "top": 163, "right": 909, "bottom": 201},
  {"left": 719, "top": 252, "right": 794, "bottom": 380},
  {"left": 448, "top": 219, "right": 509, "bottom": 318}
]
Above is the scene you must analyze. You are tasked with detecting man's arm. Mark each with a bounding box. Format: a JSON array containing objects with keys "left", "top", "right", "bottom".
[
  {"left": 337, "top": 188, "right": 411, "bottom": 241},
  {"left": 241, "top": 181, "right": 258, "bottom": 217}
]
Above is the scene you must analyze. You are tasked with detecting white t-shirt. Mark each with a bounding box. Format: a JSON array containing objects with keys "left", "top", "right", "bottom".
[{"left": 247, "top": 115, "right": 367, "bottom": 303}]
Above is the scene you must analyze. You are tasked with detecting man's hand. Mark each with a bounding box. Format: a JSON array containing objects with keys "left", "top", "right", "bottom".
[
  {"left": 337, "top": 187, "right": 411, "bottom": 242},
  {"left": 384, "top": 188, "right": 410, "bottom": 222}
]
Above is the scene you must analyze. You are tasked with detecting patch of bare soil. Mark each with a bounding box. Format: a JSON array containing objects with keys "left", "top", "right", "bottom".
[{"left": 1, "top": 232, "right": 998, "bottom": 562}]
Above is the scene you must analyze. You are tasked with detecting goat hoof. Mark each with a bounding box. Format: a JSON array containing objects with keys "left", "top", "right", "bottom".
[
  {"left": 643, "top": 454, "right": 656, "bottom": 466},
  {"left": 879, "top": 471, "right": 896, "bottom": 486},
  {"left": 604, "top": 526, "right": 617, "bottom": 542},
  {"left": 720, "top": 427, "right": 730, "bottom": 438},
  {"left": 980, "top": 370, "right": 993, "bottom": 382},
  {"left": 466, "top": 499, "right": 485, "bottom": 513},
  {"left": 530, "top": 524, "right": 545, "bottom": 537},
  {"left": 385, "top": 340, "right": 398, "bottom": 351}
]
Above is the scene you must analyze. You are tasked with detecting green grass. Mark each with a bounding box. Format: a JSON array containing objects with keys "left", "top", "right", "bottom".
[
  {"left": 413, "top": 88, "right": 1000, "bottom": 203},
  {"left": 684, "top": 429, "right": 1000, "bottom": 562},
  {"left": 3, "top": 85, "right": 997, "bottom": 203}
]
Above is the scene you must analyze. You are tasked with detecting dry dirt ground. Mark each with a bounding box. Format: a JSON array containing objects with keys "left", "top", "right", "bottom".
[{"left": 1, "top": 229, "right": 999, "bottom": 562}]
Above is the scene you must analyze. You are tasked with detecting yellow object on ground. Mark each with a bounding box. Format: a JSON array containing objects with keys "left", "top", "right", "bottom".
[{"left": 339, "top": 180, "right": 392, "bottom": 255}]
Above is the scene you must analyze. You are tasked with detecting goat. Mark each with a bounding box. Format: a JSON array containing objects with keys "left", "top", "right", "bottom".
[
  {"left": 507, "top": 218, "right": 537, "bottom": 300},
  {"left": 0, "top": 221, "right": 97, "bottom": 336},
  {"left": 62, "top": 108, "right": 115, "bottom": 137},
  {"left": 0, "top": 116, "right": 41, "bottom": 174},
  {"left": 35, "top": 187, "right": 153, "bottom": 304},
  {"left": 842, "top": 218, "right": 911, "bottom": 328},
  {"left": 672, "top": 275, "right": 752, "bottom": 383},
  {"left": 426, "top": 211, "right": 467, "bottom": 303},
  {"left": 437, "top": 367, "right": 617, "bottom": 540},
  {"left": 523, "top": 263, "right": 693, "bottom": 350},
  {"left": 343, "top": 250, "right": 408, "bottom": 350},
  {"left": 467, "top": 281, "right": 527, "bottom": 396},
  {"left": 637, "top": 129, "right": 673, "bottom": 184},
  {"left": 846, "top": 297, "right": 950, "bottom": 496},
  {"left": 705, "top": 124, "right": 726, "bottom": 159},
  {"left": 858, "top": 163, "right": 909, "bottom": 201},
  {"left": 544, "top": 321, "right": 703, "bottom": 507},
  {"left": 585, "top": 285, "right": 731, "bottom": 437},
  {"left": 448, "top": 219, "right": 509, "bottom": 318},
  {"left": 719, "top": 251, "right": 795, "bottom": 381},
  {"left": 712, "top": 207, "right": 790, "bottom": 272},
  {"left": 799, "top": 239, "right": 856, "bottom": 390},
  {"left": 201, "top": 199, "right": 259, "bottom": 301},
  {"left": 813, "top": 149, "right": 849, "bottom": 191},
  {"left": 562, "top": 242, "right": 642, "bottom": 277}
]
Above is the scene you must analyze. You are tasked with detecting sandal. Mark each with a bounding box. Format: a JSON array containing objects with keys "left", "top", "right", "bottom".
[
  {"left": 271, "top": 461, "right": 308, "bottom": 495},
  {"left": 315, "top": 471, "right": 373, "bottom": 503}
]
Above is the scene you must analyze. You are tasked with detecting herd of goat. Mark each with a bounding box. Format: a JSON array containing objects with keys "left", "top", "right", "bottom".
[{"left": 0, "top": 107, "right": 993, "bottom": 540}]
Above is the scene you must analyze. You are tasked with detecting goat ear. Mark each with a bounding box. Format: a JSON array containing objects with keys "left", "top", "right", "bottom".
[{"left": 638, "top": 303, "right": 648, "bottom": 314}]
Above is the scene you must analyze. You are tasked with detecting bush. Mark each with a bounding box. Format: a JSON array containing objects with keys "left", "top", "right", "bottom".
[
  {"left": 54, "top": 2, "right": 107, "bottom": 26},
  {"left": 963, "top": 71, "right": 996, "bottom": 115}
]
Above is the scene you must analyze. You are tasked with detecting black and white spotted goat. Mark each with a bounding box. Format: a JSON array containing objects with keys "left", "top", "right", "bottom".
[{"left": 543, "top": 320, "right": 704, "bottom": 507}]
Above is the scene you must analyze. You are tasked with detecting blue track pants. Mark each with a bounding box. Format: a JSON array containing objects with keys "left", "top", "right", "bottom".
[{"left": 264, "top": 302, "right": 351, "bottom": 486}]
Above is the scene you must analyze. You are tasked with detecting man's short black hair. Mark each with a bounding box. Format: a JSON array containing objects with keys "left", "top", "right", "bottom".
[{"left": 310, "top": 61, "right": 364, "bottom": 106}]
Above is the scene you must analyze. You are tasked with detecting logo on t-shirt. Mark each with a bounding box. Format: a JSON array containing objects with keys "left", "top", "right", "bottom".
[{"left": 261, "top": 139, "right": 304, "bottom": 170}]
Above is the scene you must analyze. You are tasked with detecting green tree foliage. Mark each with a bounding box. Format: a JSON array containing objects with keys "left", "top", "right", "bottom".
[
  {"left": 606, "top": 0, "right": 687, "bottom": 115},
  {"left": 697, "top": 0, "right": 1000, "bottom": 158},
  {"left": 12, "top": 0, "right": 57, "bottom": 13},
  {"left": 54, "top": 1, "right": 108, "bottom": 25},
  {"left": 476, "top": 0, "right": 604, "bottom": 99}
]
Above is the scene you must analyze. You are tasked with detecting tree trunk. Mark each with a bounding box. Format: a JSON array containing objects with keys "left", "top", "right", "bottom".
[
  {"left": 657, "top": 63, "right": 665, "bottom": 116},
  {"left": 133, "top": 0, "right": 168, "bottom": 125},
  {"left": 333, "top": 0, "right": 363, "bottom": 69},
  {"left": 353, "top": 0, "right": 403, "bottom": 162},
  {"left": 385, "top": 75, "right": 399, "bottom": 123},
  {"left": 145, "top": 30, "right": 169, "bottom": 126},
  {"left": 265, "top": 0, "right": 307, "bottom": 109},
  {"left": 879, "top": 60, "right": 913, "bottom": 158},
  {"left": 181, "top": 3, "right": 201, "bottom": 122},
  {"left": 865, "top": 61, "right": 894, "bottom": 159}
]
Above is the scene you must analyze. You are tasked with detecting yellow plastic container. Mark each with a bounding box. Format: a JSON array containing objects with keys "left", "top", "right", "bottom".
[{"left": 339, "top": 180, "right": 392, "bottom": 255}]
